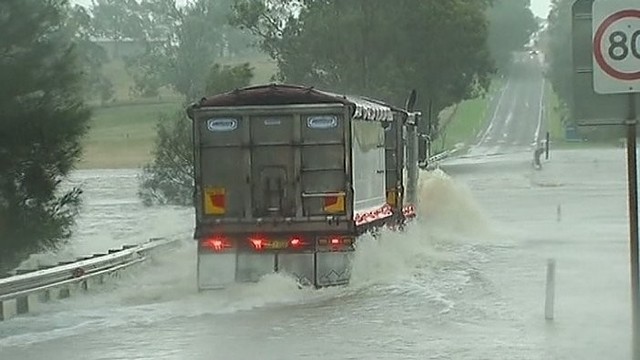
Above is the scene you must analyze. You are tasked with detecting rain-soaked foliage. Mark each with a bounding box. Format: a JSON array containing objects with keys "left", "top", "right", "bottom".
[
  {"left": 488, "top": 0, "right": 539, "bottom": 72},
  {"left": 545, "top": 0, "right": 573, "bottom": 122},
  {"left": 544, "top": 0, "right": 617, "bottom": 141},
  {"left": 0, "top": 0, "right": 91, "bottom": 271},
  {"left": 138, "top": 63, "right": 254, "bottom": 206},
  {"left": 232, "top": 0, "right": 497, "bottom": 117}
]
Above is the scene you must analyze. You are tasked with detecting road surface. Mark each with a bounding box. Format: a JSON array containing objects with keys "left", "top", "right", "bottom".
[
  {"left": 469, "top": 51, "right": 547, "bottom": 157},
  {"left": 0, "top": 53, "right": 632, "bottom": 359}
]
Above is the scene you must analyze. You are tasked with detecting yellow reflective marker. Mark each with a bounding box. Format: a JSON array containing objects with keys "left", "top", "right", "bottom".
[
  {"left": 324, "top": 193, "right": 345, "bottom": 213},
  {"left": 204, "top": 187, "right": 226, "bottom": 215}
]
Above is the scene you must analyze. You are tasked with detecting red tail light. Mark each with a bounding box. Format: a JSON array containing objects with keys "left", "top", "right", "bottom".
[
  {"left": 203, "top": 237, "right": 231, "bottom": 252},
  {"left": 246, "top": 236, "right": 311, "bottom": 250},
  {"left": 318, "top": 236, "right": 354, "bottom": 250},
  {"left": 250, "top": 238, "right": 266, "bottom": 250},
  {"left": 289, "top": 236, "right": 310, "bottom": 247}
]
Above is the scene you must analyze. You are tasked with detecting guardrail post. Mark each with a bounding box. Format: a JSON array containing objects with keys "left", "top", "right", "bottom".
[
  {"left": 58, "top": 287, "right": 70, "bottom": 299},
  {"left": 16, "top": 296, "right": 28, "bottom": 315},
  {"left": 39, "top": 290, "right": 51, "bottom": 302}
]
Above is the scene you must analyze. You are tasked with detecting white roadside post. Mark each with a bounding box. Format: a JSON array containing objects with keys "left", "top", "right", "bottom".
[{"left": 545, "top": 259, "right": 556, "bottom": 321}]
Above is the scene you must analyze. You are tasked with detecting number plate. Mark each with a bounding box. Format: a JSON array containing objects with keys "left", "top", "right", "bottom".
[{"left": 265, "top": 240, "right": 289, "bottom": 250}]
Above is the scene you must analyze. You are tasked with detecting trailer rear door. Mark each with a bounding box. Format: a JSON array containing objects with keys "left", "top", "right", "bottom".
[{"left": 195, "top": 108, "right": 349, "bottom": 223}]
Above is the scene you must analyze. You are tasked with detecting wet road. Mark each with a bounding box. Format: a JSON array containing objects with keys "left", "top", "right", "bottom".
[
  {"left": 1, "top": 148, "right": 632, "bottom": 360},
  {"left": 0, "top": 53, "right": 633, "bottom": 359},
  {"left": 470, "top": 52, "right": 547, "bottom": 157},
  {"left": 16, "top": 169, "right": 194, "bottom": 270}
]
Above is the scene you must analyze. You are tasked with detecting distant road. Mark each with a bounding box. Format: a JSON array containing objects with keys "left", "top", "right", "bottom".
[{"left": 467, "top": 52, "right": 547, "bottom": 157}]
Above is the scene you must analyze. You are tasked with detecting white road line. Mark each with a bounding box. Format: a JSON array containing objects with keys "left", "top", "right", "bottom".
[
  {"left": 479, "top": 79, "right": 511, "bottom": 146},
  {"left": 533, "top": 79, "right": 545, "bottom": 146}
]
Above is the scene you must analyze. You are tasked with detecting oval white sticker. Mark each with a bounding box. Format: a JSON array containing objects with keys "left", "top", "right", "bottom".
[
  {"left": 307, "top": 116, "right": 338, "bottom": 129},
  {"left": 207, "top": 118, "right": 238, "bottom": 132},
  {"left": 264, "top": 118, "right": 282, "bottom": 126}
]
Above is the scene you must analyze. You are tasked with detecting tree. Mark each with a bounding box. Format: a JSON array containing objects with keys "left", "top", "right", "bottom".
[
  {"left": 68, "top": 4, "right": 115, "bottom": 104},
  {"left": 138, "top": 63, "right": 254, "bottom": 206},
  {"left": 137, "top": 112, "right": 194, "bottom": 206},
  {"left": 98, "top": 0, "right": 253, "bottom": 100},
  {"left": 232, "top": 0, "right": 495, "bottom": 129},
  {"left": 0, "top": 0, "right": 91, "bottom": 271},
  {"left": 91, "top": 0, "right": 144, "bottom": 57},
  {"left": 545, "top": 0, "right": 573, "bottom": 114},
  {"left": 487, "top": 0, "right": 539, "bottom": 72}
]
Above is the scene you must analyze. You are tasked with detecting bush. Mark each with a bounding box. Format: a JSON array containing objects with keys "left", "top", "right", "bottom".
[{"left": 137, "top": 63, "right": 254, "bottom": 206}]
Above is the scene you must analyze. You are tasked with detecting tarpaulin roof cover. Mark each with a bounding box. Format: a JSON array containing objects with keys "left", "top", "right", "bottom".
[{"left": 195, "top": 83, "right": 400, "bottom": 122}]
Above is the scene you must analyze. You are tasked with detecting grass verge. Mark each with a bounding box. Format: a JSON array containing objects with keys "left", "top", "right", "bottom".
[
  {"left": 435, "top": 77, "right": 505, "bottom": 153},
  {"left": 545, "top": 80, "right": 566, "bottom": 143},
  {"left": 78, "top": 102, "right": 182, "bottom": 169}
]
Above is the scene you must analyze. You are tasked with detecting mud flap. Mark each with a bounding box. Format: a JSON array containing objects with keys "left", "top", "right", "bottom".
[
  {"left": 236, "top": 253, "right": 277, "bottom": 282},
  {"left": 277, "top": 253, "right": 315, "bottom": 287},
  {"left": 197, "top": 253, "right": 237, "bottom": 290},
  {"left": 315, "top": 251, "right": 353, "bottom": 287}
]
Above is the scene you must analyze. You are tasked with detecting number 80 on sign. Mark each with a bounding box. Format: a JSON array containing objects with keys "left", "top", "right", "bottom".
[{"left": 592, "top": 0, "right": 640, "bottom": 94}]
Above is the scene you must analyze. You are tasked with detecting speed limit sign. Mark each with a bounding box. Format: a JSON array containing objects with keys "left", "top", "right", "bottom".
[{"left": 592, "top": 0, "right": 640, "bottom": 94}]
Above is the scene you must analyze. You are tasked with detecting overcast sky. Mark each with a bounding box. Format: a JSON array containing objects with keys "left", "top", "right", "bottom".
[
  {"left": 70, "top": 0, "right": 553, "bottom": 20},
  {"left": 531, "top": 0, "right": 552, "bottom": 19}
]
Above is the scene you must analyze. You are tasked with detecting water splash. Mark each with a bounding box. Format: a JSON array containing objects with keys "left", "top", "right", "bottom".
[
  {"left": 1, "top": 167, "right": 498, "bottom": 348},
  {"left": 416, "top": 168, "right": 492, "bottom": 237}
]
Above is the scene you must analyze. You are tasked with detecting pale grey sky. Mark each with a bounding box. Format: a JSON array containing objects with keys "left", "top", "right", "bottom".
[{"left": 531, "top": 0, "right": 552, "bottom": 19}]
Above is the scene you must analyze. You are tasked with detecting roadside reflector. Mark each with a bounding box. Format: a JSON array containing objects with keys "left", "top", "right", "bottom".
[
  {"left": 324, "top": 194, "right": 345, "bottom": 213},
  {"left": 204, "top": 187, "right": 226, "bottom": 215}
]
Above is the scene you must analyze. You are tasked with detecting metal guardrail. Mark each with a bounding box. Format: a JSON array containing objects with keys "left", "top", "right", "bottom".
[
  {"left": 421, "top": 149, "right": 458, "bottom": 169},
  {"left": 0, "top": 237, "right": 180, "bottom": 319}
]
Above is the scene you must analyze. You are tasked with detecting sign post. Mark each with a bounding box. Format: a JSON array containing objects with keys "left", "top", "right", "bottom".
[{"left": 573, "top": 1, "right": 640, "bottom": 357}]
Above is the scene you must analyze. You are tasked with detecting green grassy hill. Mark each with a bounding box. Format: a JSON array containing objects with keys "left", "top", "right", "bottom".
[
  {"left": 79, "top": 53, "right": 278, "bottom": 169},
  {"left": 80, "top": 52, "right": 510, "bottom": 169}
]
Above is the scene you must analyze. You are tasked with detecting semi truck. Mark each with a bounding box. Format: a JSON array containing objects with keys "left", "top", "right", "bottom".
[{"left": 186, "top": 84, "right": 424, "bottom": 290}]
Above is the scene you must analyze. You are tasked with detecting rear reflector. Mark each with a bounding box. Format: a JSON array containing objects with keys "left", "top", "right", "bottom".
[
  {"left": 324, "top": 194, "right": 345, "bottom": 214},
  {"left": 204, "top": 187, "right": 226, "bottom": 215}
]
